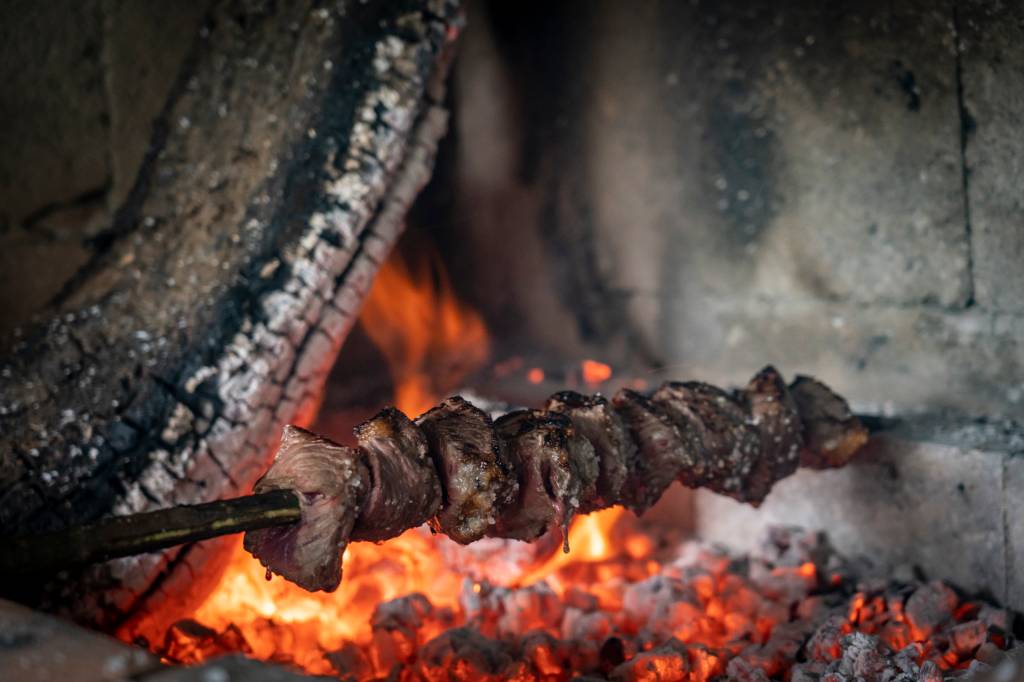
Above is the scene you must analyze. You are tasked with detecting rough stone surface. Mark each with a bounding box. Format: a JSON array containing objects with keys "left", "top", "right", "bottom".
[
  {"left": 695, "top": 418, "right": 1024, "bottom": 610},
  {"left": 0, "top": 1, "right": 211, "bottom": 335},
  {"left": 638, "top": 296, "right": 1024, "bottom": 419},
  {"left": 0, "top": 0, "right": 112, "bottom": 331},
  {"left": 1006, "top": 454, "right": 1024, "bottom": 609},
  {"left": 585, "top": 0, "right": 969, "bottom": 308},
  {"left": 444, "top": 0, "right": 1023, "bottom": 421},
  {"left": 0, "top": 225, "right": 97, "bottom": 339},
  {"left": 960, "top": 0, "right": 1024, "bottom": 313},
  {"left": 0, "top": 597, "right": 157, "bottom": 681}
]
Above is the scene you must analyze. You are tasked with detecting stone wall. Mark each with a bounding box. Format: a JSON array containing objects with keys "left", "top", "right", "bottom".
[
  {"left": 446, "top": 0, "right": 1024, "bottom": 420},
  {"left": 696, "top": 416, "right": 1024, "bottom": 610},
  {"left": 636, "top": 0, "right": 1024, "bottom": 418}
]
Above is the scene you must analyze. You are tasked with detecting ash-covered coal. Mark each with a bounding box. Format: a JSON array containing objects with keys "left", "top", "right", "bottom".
[{"left": 156, "top": 526, "right": 1020, "bottom": 681}]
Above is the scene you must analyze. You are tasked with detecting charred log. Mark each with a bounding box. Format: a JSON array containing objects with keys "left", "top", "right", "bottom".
[{"left": 0, "top": 0, "right": 462, "bottom": 626}]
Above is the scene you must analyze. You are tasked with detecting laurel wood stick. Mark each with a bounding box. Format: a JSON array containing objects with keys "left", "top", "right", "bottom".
[{"left": 0, "top": 489, "right": 300, "bottom": 574}]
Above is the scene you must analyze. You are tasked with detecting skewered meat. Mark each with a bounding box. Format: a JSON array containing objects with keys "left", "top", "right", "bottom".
[
  {"left": 544, "top": 391, "right": 633, "bottom": 512},
  {"left": 741, "top": 367, "right": 803, "bottom": 502},
  {"left": 245, "top": 367, "right": 868, "bottom": 592},
  {"left": 416, "top": 397, "right": 516, "bottom": 544},
  {"left": 350, "top": 408, "right": 441, "bottom": 542},
  {"left": 491, "top": 411, "right": 598, "bottom": 546},
  {"left": 243, "top": 426, "right": 368, "bottom": 592},
  {"left": 612, "top": 390, "right": 696, "bottom": 514},
  {"left": 788, "top": 376, "right": 868, "bottom": 468},
  {"left": 652, "top": 381, "right": 759, "bottom": 499}
]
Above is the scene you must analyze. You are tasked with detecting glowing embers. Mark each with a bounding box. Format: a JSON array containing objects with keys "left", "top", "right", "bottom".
[
  {"left": 125, "top": 506, "right": 650, "bottom": 675},
  {"left": 130, "top": 524, "right": 1017, "bottom": 680},
  {"left": 169, "top": 527, "right": 465, "bottom": 674}
]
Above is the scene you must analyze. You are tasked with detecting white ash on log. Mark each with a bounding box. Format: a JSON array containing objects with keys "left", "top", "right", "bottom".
[{"left": 245, "top": 366, "right": 869, "bottom": 591}]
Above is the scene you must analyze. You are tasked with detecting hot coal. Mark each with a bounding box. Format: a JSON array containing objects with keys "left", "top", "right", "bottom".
[
  {"left": 161, "top": 619, "right": 254, "bottom": 665},
  {"left": 167, "top": 526, "right": 1022, "bottom": 680}
]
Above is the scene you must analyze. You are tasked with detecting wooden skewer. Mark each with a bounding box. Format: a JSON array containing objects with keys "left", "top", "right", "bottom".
[
  {"left": 0, "top": 489, "right": 301, "bottom": 575},
  {"left": 0, "top": 396, "right": 876, "bottom": 579}
]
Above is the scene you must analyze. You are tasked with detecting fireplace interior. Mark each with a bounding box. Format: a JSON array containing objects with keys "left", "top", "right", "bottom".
[{"left": 1, "top": 1, "right": 1023, "bottom": 681}]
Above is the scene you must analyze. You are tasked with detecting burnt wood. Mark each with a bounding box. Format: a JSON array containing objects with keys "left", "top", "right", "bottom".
[
  {"left": 0, "top": 0, "right": 461, "bottom": 626},
  {"left": 0, "top": 489, "right": 300, "bottom": 575}
]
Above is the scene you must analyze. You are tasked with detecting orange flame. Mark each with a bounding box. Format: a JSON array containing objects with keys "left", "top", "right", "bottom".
[
  {"left": 514, "top": 507, "right": 631, "bottom": 591},
  {"left": 358, "top": 249, "right": 489, "bottom": 417}
]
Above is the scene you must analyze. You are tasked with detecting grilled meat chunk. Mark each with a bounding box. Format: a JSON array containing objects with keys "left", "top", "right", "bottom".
[
  {"left": 416, "top": 396, "right": 517, "bottom": 544},
  {"left": 789, "top": 375, "right": 869, "bottom": 469},
  {"left": 652, "top": 381, "right": 760, "bottom": 500},
  {"left": 612, "top": 389, "right": 693, "bottom": 514},
  {"left": 490, "top": 410, "right": 597, "bottom": 545},
  {"left": 243, "top": 425, "right": 368, "bottom": 592},
  {"left": 545, "top": 391, "right": 633, "bottom": 511},
  {"left": 351, "top": 408, "right": 442, "bottom": 542},
  {"left": 740, "top": 366, "right": 803, "bottom": 504}
]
